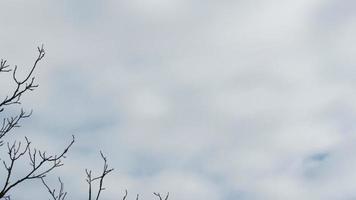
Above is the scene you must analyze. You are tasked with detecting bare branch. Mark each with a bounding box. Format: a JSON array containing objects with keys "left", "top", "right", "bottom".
[
  {"left": 0, "top": 59, "right": 11, "bottom": 73},
  {"left": 121, "top": 190, "right": 140, "bottom": 200},
  {"left": 122, "top": 189, "right": 128, "bottom": 200},
  {"left": 0, "top": 136, "right": 74, "bottom": 198},
  {"left": 41, "top": 177, "right": 67, "bottom": 200},
  {"left": 153, "top": 192, "right": 169, "bottom": 200},
  {"left": 0, "top": 109, "right": 32, "bottom": 145},
  {"left": 85, "top": 152, "right": 114, "bottom": 200},
  {"left": 0, "top": 45, "right": 44, "bottom": 113}
]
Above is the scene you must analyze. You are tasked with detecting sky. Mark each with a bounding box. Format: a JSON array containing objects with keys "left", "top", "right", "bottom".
[{"left": 1, "top": 0, "right": 356, "bottom": 199}]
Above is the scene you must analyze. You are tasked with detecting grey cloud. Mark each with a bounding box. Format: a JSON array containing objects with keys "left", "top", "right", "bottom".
[{"left": 2, "top": 0, "right": 356, "bottom": 199}]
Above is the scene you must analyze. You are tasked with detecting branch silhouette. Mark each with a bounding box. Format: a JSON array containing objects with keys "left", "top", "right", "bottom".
[{"left": 0, "top": 46, "right": 170, "bottom": 200}]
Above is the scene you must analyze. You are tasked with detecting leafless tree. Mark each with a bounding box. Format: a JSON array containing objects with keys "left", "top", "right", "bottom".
[{"left": 0, "top": 46, "right": 169, "bottom": 200}]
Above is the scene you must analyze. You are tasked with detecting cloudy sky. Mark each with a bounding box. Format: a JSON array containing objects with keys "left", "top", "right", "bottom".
[{"left": 1, "top": 0, "right": 356, "bottom": 199}]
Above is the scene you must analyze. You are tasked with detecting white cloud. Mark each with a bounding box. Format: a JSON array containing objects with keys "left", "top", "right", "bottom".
[{"left": 2, "top": 0, "right": 356, "bottom": 199}]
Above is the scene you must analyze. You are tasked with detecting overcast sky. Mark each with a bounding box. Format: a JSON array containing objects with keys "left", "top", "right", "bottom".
[{"left": 1, "top": 0, "right": 356, "bottom": 199}]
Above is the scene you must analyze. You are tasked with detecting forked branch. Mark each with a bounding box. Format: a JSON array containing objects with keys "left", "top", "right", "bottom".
[
  {"left": 41, "top": 177, "right": 67, "bottom": 200},
  {"left": 0, "top": 45, "right": 45, "bottom": 112},
  {"left": 153, "top": 192, "right": 169, "bottom": 200},
  {"left": 0, "top": 109, "right": 32, "bottom": 146},
  {"left": 0, "top": 135, "right": 74, "bottom": 198},
  {"left": 85, "top": 151, "right": 114, "bottom": 200}
]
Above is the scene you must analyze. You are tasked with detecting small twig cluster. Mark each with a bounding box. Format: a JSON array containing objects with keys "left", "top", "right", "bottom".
[
  {"left": 0, "top": 109, "right": 31, "bottom": 146},
  {"left": 0, "top": 136, "right": 74, "bottom": 198},
  {"left": 41, "top": 177, "right": 67, "bottom": 200},
  {"left": 122, "top": 190, "right": 169, "bottom": 200},
  {"left": 0, "top": 45, "right": 44, "bottom": 111},
  {"left": 85, "top": 151, "right": 114, "bottom": 200},
  {"left": 153, "top": 192, "right": 170, "bottom": 200}
]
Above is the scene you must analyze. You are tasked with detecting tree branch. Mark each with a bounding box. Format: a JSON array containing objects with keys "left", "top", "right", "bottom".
[
  {"left": 85, "top": 152, "right": 114, "bottom": 200},
  {"left": 0, "top": 135, "right": 74, "bottom": 198},
  {"left": 0, "top": 45, "right": 44, "bottom": 113},
  {"left": 41, "top": 177, "right": 67, "bottom": 200}
]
